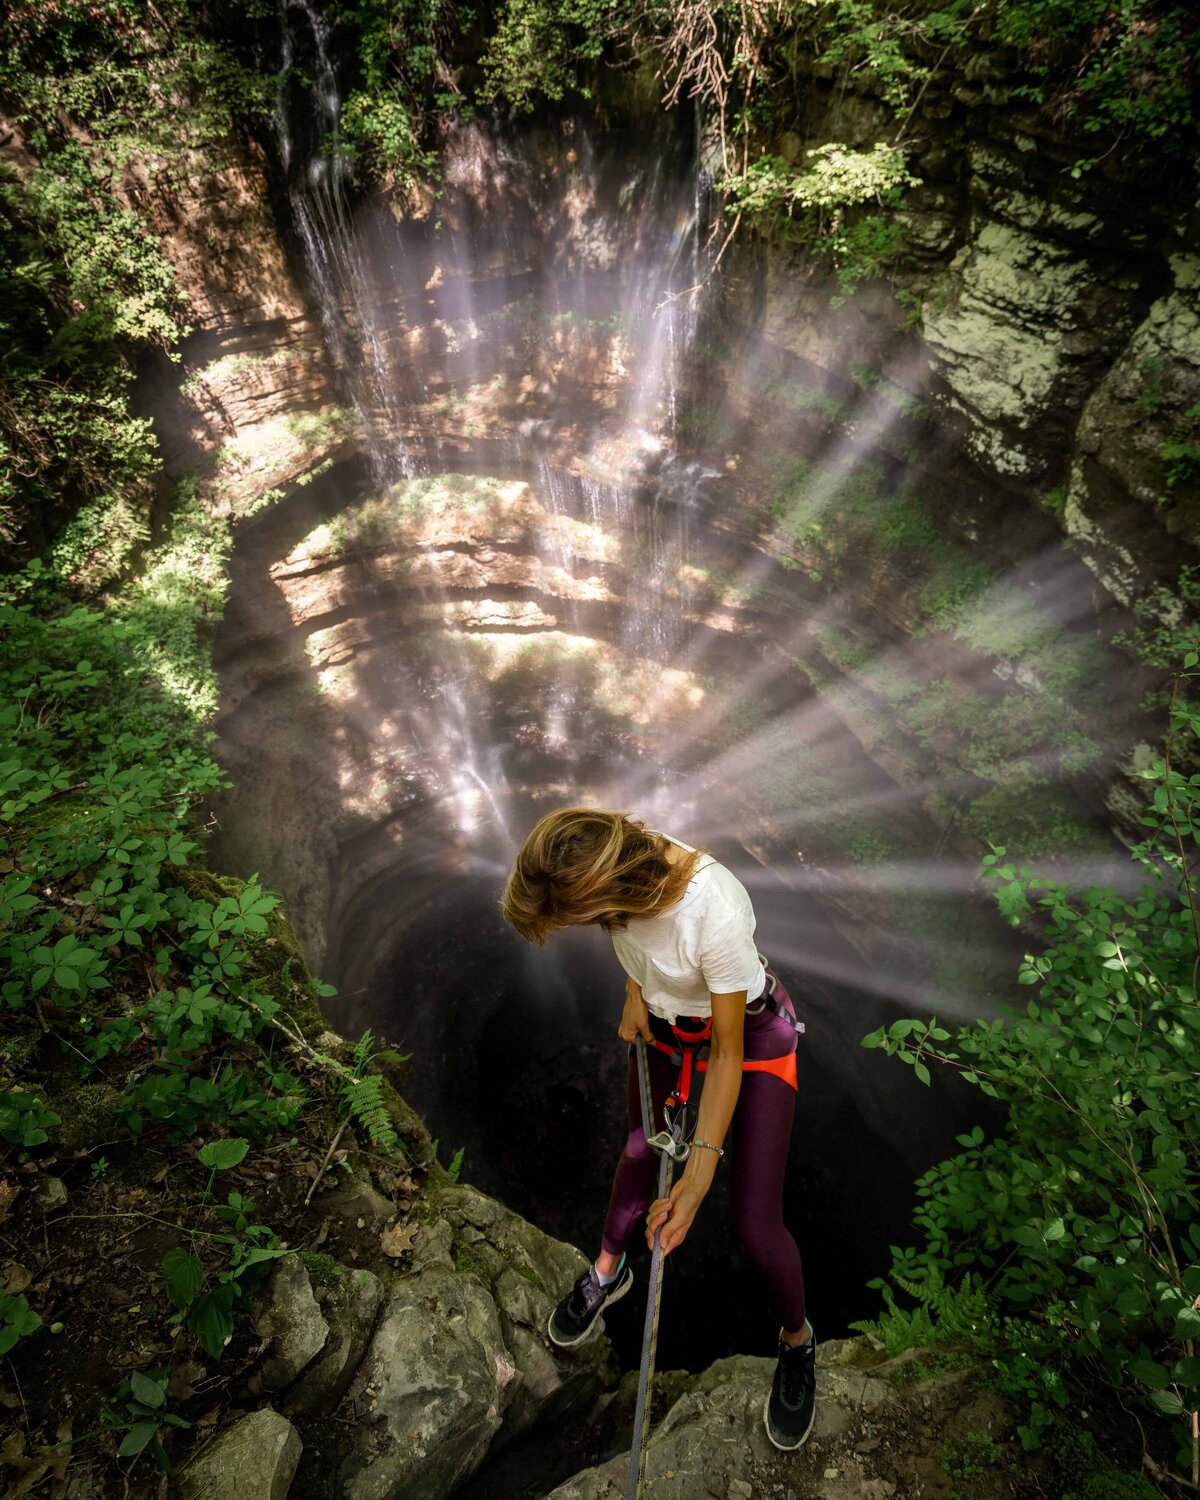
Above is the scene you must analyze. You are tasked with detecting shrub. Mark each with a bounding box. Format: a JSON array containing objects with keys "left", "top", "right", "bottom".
[{"left": 862, "top": 651, "right": 1200, "bottom": 1472}]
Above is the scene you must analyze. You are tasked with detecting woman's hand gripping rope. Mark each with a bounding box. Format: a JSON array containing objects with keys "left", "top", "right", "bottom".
[
  {"left": 646, "top": 1177, "right": 707, "bottom": 1255},
  {"left": 618, "top": 976, "right": 654, "bottom": 1044}
]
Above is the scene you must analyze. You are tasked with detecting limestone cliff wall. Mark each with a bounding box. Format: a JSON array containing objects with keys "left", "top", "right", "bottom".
[{"left": 734, "top": 57, "right": 1199, "bottom": 603}]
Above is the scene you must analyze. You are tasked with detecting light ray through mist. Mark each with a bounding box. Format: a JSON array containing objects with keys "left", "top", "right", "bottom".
[{"left": 247, "top": 75, "right": 1148, "bottom": 1122}]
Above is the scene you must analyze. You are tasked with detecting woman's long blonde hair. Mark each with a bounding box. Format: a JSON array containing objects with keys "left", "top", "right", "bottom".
[{"left": 501, "top": 808, "right": 701, "bottom": 944}]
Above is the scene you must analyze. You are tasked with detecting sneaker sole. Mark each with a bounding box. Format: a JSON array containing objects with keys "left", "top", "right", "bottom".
[
  {"left": 547, "top": 1269, "right": 634, "bottom": 1348},
  {"left": 762, "top": 1389, "right": 816, "bottom": 1452}
]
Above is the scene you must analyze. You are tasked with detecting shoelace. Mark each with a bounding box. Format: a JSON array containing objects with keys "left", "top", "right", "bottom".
[
  {"left": 574, "top": 1263, "right": 617, "bottom": 1317},
  {"left": 572, "top": 1268, "right": 603, "bottom": 1316},
  {"left": 779, "top": 1339, "right": 815, "bottom": 1406}
]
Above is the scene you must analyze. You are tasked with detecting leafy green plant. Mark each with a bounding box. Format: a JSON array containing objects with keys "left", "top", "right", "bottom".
[
  {"left": 720, "top": 142, "right": 920, "bottom": 300},
  {"left": 942, "top": 1430, "right": 1003, "bottom": 1482},
  {"left": 850, "top": 1263, "right": 996, "bottom": 1355},
  {"left": 0, "top": 1292, "right": 42, "bottom": 1355},
  {"left": 1036, "top": 1422, "right": 1161, "bottom": 1500},
  {"left": 1161, "top": 401, "right": 1200, "bottom": 492},
  {"left": 1113, "top": 565, "right": 1200, "bottom": 673},
  {"left": 478, "top": 0, "right": 623, "bottom": 111},
  {"left": 104, "top": 1368, "right": 191, "bottom": 1473},
  {"left": 860, "top": 652, "right": 1200, "bottom": 1473},
  {"left": 0, "top": 1091, "right": 61, "bottom": 1149},
  {"left": 337, "top": 1029, "right": 410, "bottom": 1154},
  {"left": 336, "top": 0, "right": 454, "bottom": 188},
  {"left": 159, "top": 1137, "right": 289, "bottom": 1360}
]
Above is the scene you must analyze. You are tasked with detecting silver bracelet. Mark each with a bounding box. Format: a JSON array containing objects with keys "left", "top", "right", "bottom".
[{"left": 691, "top": 1139, "right": 724, "bottom": 1159}]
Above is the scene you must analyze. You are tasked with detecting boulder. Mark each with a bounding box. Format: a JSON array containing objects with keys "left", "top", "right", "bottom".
[
  {"left": 179, "top": 1407, "right": 301, "bottom": 1500},
  {"left": 254, "top": 1257, "right": 329, "bottom": 1392},
  {"left": 336, "top": 1267, "right": 509, "bottom": 1500},
  {"left": 284, "top": 1266, "right": 383, "bottom": 1417},
  {"left": 334, "top": 1182, "right": 612, "bottom": 1500},
  {"left": 546, "top": 1342, "right": 894, "bottom": 1500},
  {"left": 436, "top": 1182, "right": 615, "bottom": 1433}
]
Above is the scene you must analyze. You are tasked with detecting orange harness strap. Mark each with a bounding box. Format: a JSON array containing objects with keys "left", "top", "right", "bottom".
[{"left": 647, "top": 1038, "right": 798, "bottom": 1092}]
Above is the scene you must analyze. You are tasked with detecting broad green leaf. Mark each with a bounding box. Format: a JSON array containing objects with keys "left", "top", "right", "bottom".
[
  {"left": 130, "top": 1371, "right": 166, "bottom": 1409},
  {"left": 1131, "top": 1358, "right": 1171, "bottom": 1389},
  {"left": 188, "top": 1285, "right": 235, "bottom": 1359},
  {"left": 1175, "top": 1306, "right": 1200, "bottom": 1338},
  {"left": 197, "top": 1138, "right": 249, "bottom": 1171},
  {"left": 1150, "top": 1389, "right": 1184, "bottom": 1415},
  {"left": 118, "top": 1420, "right": 158, "bottom": 1456},
  {"left": 160, "top": 1247, "right": 203, "bottom": 1311}
]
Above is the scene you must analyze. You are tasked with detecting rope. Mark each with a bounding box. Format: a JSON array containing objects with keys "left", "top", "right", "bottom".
[{"left": 628, "top": 1036, "right": 688, "bottom": 1500}]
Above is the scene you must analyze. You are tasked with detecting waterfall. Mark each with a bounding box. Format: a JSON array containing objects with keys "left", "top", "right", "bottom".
[
  {"left": 270, "top": 1, "right": 722, "bottom": 847},
  {"left": 274, "top": 0, "right": 420, "bottom": 484}
]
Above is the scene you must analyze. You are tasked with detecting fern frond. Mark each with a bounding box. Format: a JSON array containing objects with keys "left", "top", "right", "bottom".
[
  {"left": 850, "top": 1268, "right": 996, "bottom": 1357},
  {"left": 342, "top": 1073, "right": 398, "bottom": 1154},
  {"left": 351, "top": 1028, "right": 375, "bottom": 1075}
]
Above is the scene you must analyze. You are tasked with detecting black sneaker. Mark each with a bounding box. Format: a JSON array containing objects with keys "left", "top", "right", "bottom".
[
  {"left": 764, "top": 1321, "right": 816, "bottom": 1450},
  {"left": 547, "top": 1255, "right": 634, "bottom": 1348}
]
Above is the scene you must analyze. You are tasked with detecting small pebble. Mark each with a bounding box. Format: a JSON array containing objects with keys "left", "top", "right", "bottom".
[
  {"left": 824, "top": 1468, "right": 839, "bottom": 1480},
  {"left": 33, "top": 1177, "right": 68, "bottom": 1213}
]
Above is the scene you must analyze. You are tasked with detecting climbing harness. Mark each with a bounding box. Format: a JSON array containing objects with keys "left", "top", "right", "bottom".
[
  {"left": 626, "top": 972, "right": 804, "bottom": 1499},
  {"left": 645, "top": 975, "right": 806, "bottom": 1098}
]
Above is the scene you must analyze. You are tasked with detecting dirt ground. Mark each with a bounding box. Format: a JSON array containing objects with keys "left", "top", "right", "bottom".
[{"left": 0, "top": 1100, "right": 429, "bottom": 1498}]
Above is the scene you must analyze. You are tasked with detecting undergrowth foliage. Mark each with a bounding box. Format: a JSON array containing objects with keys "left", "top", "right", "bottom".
[
  {"left": 0, "top": 569, "right": 409, "bottom": 1147},
  {"left": 3, "top": 601, "right": 254, "bottom": 1106},
  {"left": 0, "top": 558, "right": 413, "bottom": 1405},
  {"left": 0, "top": 0, "right": 275, "bottom": 573},
  {"left": 861, "top": 651, "right": 1200, "bottom": 1474}
]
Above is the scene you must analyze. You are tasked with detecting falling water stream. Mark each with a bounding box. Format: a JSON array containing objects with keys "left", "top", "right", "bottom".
[{"left": 211, "top": 4, "right": 1139, "bottom": 1387}]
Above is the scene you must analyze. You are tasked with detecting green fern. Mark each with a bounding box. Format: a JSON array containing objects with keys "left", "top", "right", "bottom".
[
  {"left": 350, "top": 1028, "right": 375, "bottom": 1076},
  {"left": 307, "top": 1029, "right": 407, "bottom": 1156},
  {"left": 850, "top": 1267, "right": 996, "bottom": 1357},
  {"left": 341, "top": 1073, "right": 398, "bottom": 1154}
]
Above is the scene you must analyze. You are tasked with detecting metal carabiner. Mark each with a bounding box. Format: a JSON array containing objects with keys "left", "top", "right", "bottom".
[{"left": 646, "top": 1128, "right": 690, "bottom": 1161}]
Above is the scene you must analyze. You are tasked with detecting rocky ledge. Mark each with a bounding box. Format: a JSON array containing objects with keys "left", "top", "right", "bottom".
[
  {"left": 550, "top": 1338, "right": 1018, "bottom": 1500},
  {"left": 176, "top": 1179, "right": 613, "bottom": 1500},
  {"left": 182, "top": 1296, "right": 1033, "bottom": 1500}
]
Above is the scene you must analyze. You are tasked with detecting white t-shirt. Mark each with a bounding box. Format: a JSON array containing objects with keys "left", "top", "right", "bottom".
[{"left": 609, "top": 834, "right": 767, "bottom": 1022}]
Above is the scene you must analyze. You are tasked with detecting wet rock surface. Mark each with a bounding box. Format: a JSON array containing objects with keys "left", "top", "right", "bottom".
[{"left": 179, "top": 1406, "right": 302, "bottom": 1500}]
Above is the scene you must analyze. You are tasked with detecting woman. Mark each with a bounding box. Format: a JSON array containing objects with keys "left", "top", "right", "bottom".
[{"left": 500, "top": 807, "right": 815, "bottom": 1450}]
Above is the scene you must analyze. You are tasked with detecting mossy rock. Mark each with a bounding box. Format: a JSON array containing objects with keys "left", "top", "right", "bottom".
[
  {"left": 47, "top": 1080, "right": 122, "bottom": 1152},
  {"left": 0, "top": 1027, "right": 45, "bottom": 1084},
  {"left": 298, "top": 1250, "right": 343, "bottom": 1286},
  {"left": 376, "top": 1073, "right": 434, "bottom": 1159}
]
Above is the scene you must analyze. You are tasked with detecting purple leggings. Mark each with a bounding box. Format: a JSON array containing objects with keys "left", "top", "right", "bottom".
[{"left": 600, "top": 973, "right": 807, "bottom": 1332}]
